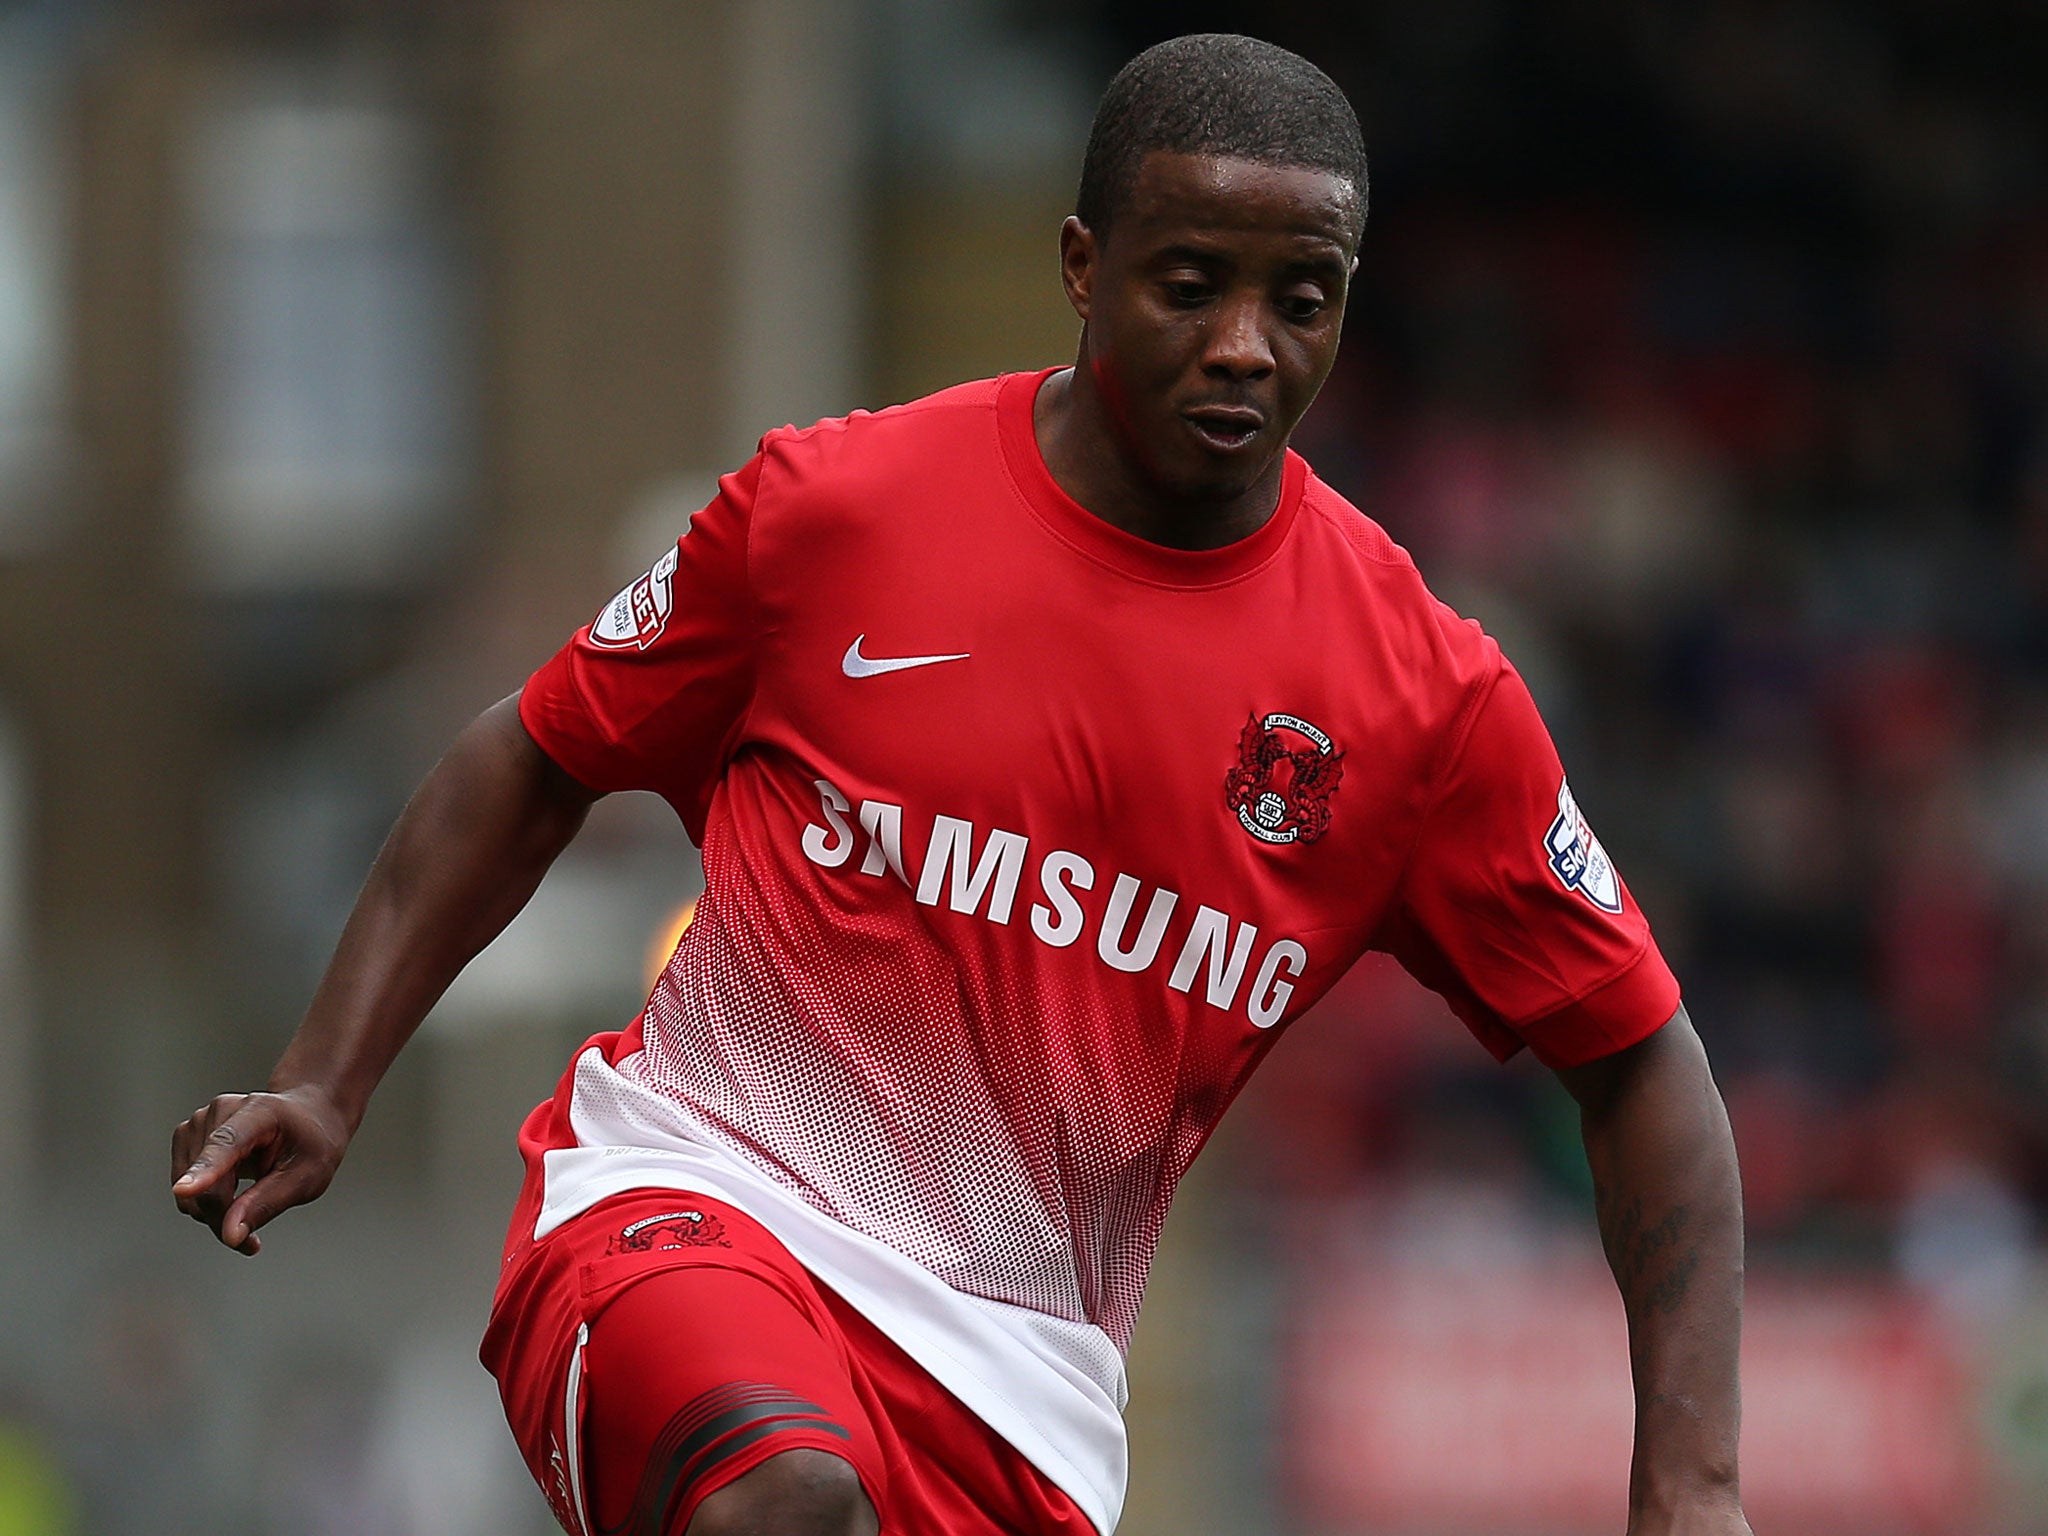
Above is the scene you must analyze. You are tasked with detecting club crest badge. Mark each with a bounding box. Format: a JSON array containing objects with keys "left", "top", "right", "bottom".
[
  {"left": 1544, "top": 779, "right": 1623, "bottom": 913},
  {"left": 1225, "top": 712, "right": 1345, "bottom": 845},
  {"left": 605, "top": 1209, "right": 731, "bottom": 1255},
  {"left": 590, "top": 545, "right": 679, "bottom": 650}
]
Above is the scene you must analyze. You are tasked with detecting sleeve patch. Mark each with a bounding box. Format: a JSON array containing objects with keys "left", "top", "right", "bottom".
[
  {"left": 1544, "top": 780, "right": 1622, "bottom": 914},
  {"left": 590, "top": 545, "right": 679, "bottom": 651}
]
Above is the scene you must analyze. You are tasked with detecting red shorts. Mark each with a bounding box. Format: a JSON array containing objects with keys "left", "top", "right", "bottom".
[{"left": 482, "top": 1187, "right": 1094, "bottom": 1536}]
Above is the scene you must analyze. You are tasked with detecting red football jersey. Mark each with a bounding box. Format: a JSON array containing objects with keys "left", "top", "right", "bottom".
[{"left": 515, "top": 368, "right": 1679, "bottom": 1526}]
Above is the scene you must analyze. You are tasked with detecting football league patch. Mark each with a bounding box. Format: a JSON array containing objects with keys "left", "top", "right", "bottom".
[
  {"left": 1544, "top": 779, "right": 1623, "bottom": 913},
  {"left": 590, "top": 545, "right": 679, "bottom": 650}
]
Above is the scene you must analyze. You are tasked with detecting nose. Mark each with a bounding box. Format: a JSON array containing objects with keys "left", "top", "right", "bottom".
[{"left": 1202, "top": 292, "right": 1275, "bottom": 381}]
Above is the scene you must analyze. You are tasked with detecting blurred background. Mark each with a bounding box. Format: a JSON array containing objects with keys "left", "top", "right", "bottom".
[{"left": 0, "top": 0, "right": 2044, "bottom": 1531}]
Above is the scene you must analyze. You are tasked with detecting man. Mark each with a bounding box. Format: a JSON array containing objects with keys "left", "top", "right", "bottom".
[{"left": 172, "top": 33, "right": 1750, "bottom": 1536}]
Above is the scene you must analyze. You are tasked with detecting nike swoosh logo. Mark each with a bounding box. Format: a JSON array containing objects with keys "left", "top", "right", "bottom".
[{"left": 842, "top": 635, "right": 971, "bottom": 678}]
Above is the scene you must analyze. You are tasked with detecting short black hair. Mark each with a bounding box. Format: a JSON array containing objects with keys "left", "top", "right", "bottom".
[{"left": 1076, "top": 34, "right": 1368, "bottom": 244}]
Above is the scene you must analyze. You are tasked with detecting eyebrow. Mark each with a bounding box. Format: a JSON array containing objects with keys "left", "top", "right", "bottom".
[{"left": 1147, "top": 241, "right": 1350, "bottom": 279}]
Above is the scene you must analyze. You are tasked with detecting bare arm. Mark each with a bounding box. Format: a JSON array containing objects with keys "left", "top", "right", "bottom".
[
  {"left": 171, "top": 694, "right": 601, "bottom": 1253},
  {"left": 1555, "top": 1005, "right": 1751, "bottom": 1536}
]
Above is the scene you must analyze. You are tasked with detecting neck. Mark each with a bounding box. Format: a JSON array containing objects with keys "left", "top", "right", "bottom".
[{"left": 1032, "top": 364, "right": 1284, "bottom": 552}]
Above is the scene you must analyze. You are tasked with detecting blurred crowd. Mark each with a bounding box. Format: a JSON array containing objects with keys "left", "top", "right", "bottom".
[
  {"left": 1177, "top": 0, "right": 2048, "bottom": 1311},
  {"left": 5, "top": 2, "right": 2047, "bottom": 1531}
]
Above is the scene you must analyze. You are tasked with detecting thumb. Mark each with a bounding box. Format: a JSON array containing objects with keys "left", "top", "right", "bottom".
[{"left": 220, "top": 1158, "right": 328, "bottom": 1254}]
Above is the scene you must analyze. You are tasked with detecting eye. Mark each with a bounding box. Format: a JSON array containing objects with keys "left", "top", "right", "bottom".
[
  {"left": 1161, "top": 275, "right": 1214, "bottom": 307},
  {"left": 1277, "top": 289, "right": 1328, "bottom": 324}
]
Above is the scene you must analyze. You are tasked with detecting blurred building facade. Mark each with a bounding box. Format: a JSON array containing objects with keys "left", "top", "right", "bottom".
[
  {"left": 0, "top": 4, "right": 877, "bottom": 1533},
  {"left": 0, "top": 2, "right": 2045, "bottom": 1533}
]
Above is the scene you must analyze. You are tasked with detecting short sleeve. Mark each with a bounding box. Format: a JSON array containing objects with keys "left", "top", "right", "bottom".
[
  {"left": 1371, "top": 659, "right": 1681, "bottom": 1069},
  {"left": 518, "top": 455, "right": 761, "bottom": 841}
]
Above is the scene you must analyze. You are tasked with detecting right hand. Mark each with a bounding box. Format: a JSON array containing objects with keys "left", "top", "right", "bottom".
[{"left": 170, "top": 1087, "right": 352, "bottom": 1255}]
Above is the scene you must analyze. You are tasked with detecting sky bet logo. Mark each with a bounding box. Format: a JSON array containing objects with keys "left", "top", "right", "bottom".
[
  {"left": 1544, "top": 780, "right": 1623, "bottom": 914},
  {"left": 589, "top": 545, "right": 679, "bottom": 651}
]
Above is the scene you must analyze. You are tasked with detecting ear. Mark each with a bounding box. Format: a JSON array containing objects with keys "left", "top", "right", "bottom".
[{"left": 1059, "top": 216, "right": 1096, "bottom": 323}]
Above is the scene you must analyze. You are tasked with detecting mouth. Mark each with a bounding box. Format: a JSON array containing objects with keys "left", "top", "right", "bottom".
[{"left": 1181, "top": 405, "right": 1266, "bottom": 455}]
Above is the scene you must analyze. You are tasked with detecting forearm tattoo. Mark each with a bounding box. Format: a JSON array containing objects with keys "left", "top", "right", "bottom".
[{"left": 1595, "top": 1184, "right": 1700, "bottom": 1317}]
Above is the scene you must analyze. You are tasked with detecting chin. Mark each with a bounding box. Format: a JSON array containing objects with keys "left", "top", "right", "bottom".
[{"left": 1163, "top": 451, "right": 1275, "bottom": 505}]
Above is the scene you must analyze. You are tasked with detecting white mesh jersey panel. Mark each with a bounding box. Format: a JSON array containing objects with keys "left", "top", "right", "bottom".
[{"left": 622, "top": 819, "right": 1210, "bottom": 1356}]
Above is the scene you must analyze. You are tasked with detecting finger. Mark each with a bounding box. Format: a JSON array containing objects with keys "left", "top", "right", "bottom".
[
  {"left": 184, "top": 1176, "right": 238, "bottom": 1231},
  {"left": 172, "top": 1097, "right": 240, "bottom": 1189},
  {"left": 172, "top": 1105, "right": 227, "bottom": 1220},
  {"left": 220, "top": 1161, "right": 328, "bottom": 1254},
  {"left": 173, "top": 1101, "right": 265, "bottom": 1190},
  {"left": 176, "top": 1154, "right": 241, "bottom": 1224},
  {"left": 170, "top": 1110, "right": 201, "bottom": 1183},
  {"left": 170, "top": 1098, "right": 231, "bottom": 1184},
  {"left": 173, "top": 1102, "right": 275, "bottom": 1204}
]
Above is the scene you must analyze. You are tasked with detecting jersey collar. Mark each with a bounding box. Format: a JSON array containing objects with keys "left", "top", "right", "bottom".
[{"left": 997, "top": 367, "right": 1307, "bottom": 588}]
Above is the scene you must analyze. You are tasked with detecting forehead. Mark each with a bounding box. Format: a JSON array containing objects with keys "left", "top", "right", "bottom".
[{"left": 1114, "top": 150, "right": 1360, "bottom": 259}]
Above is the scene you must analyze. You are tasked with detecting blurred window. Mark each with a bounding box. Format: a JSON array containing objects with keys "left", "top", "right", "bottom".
[
  {"left": 179, "top": 53, "right": 470, "bottom": 591},
  {"left": 0, "top": 706, "right": 26, "bottom": 1206},
  {"left": 878, "top": 0, "right": 1094, "bottom": 173},
  {"left": 0, "top": 11, "right": 71, "bottom": 557}
]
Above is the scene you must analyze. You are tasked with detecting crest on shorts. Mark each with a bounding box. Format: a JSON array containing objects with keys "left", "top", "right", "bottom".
[
  {"left": 590, "top": 545, "right": 679, "bottom": 650},
  {"left": 604, "top": 1209, "right": 731, "bottom": 1254},
  {"left": 1225, "top": 712, "right": 1345, "bottom": 845},
  {"left": 1544, "top": 779, "right": 1623, "bottom": 913}
]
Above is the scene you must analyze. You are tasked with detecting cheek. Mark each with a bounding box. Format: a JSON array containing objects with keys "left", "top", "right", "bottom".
[
  {"left": 1088, "top": 328, "right": 1175, "bottom": 425},
  {"left": 1092, "top": 300, "right": 1195, "bottom": 379},
  {"left": 1280, "top": 333, "right": 1342, "bottom": 404}
]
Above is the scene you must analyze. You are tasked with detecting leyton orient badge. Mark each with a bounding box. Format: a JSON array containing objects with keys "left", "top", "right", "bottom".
[
  {"left": 590, "top": 545, "right": 679, "bottom": 650},
  {"left": 1225, "top": 712, "right": 1345, "bottom": 845}
]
